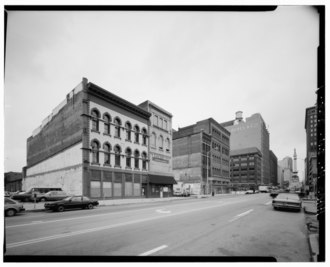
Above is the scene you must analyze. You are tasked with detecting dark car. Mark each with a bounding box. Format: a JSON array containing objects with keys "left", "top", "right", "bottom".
[
  {"left": 44, "top": 196, "right": 99, "bottom": 212},
  {"left": 4, "top": 198, "right": 25, "bottom": 217},
  {"left": 272, "top": 193, "right": 302, "bottom": 211},
  {"left": 37, "top": 191, "right": 70, "bottom": 202},
  {"left": 270, "top": 190, "right": 280, "bottom": 198}
]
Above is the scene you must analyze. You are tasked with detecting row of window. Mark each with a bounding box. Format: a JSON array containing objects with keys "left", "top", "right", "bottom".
[
  {"left": 91, "top": 140, "right": 148, "bottom": 169},
  {"left": 150, "top": 132, "right": 171, "bottom": 152},
  {"left": 153, "top": 114, "right": 169, "bottom": 131},
  {"left": 91, "top": 109, "right": 148, "bottom": 144}
]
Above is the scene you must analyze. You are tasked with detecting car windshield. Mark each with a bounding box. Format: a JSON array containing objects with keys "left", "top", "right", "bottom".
[
  {"left": 276, "top": 193, "right": 299, "bottom": 200},
  {"left": 63, "top": 196, "right": 72, "bottom": 201}
]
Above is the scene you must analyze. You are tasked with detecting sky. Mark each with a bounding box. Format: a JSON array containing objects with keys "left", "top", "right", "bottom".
[{"left": 3, "top": 5, "right": 320, "bottom": 181}]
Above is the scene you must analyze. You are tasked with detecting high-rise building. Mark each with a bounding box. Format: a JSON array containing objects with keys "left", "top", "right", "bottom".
[
  {"left": 269, "top": 150, "right": 278, "bottom": 186},
  {"left": 278, "top": 156, "right": 293, "bottom": 189},
  {"left": 172, "top": 118, "right": 231, "bottom": 195},
  {"left": 221, "top": 112, "right": 270, "bottom": 185},
  {"left": 305, "top": 106, "right": 318, "bottom": 194}
]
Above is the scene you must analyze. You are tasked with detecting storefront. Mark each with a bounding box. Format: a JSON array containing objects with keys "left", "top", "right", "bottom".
[{"left": 142, "top": 174, "right": 177, "bottom": 198}]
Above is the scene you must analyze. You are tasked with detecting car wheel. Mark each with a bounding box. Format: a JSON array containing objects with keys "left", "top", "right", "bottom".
[
  {"left": 273, "top": 206, "right": 277, "bottom": 210},
  {"left": 57, "top": 206, "right": 65, "bottom": 212},
  {"left": 87, "top": 204, "right": 94, "bottom": 209},
  {"left": 6, "top": 209, "right": 17, "bottom": 217}
]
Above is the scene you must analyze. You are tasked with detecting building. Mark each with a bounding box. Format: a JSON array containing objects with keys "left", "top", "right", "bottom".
[
  {"left": 269, "top": 150, "right": 278, "bottom": 186},
  {"left": 138, "top": 100, "right": 175, "bottom": 197},
  {"left": 172, "top": 118, "right": 231, "bottom": 195},
  {"left": 278, "top": 156, "right": 293, "bottom": 189},
  {"left": 221, "top": 111, "right": 270, "bottom": 185},
  {"left": 290, "top": 148, "right": 301, "bottom": 190},
  {"left": 4, "top": 172, "right": 23, "bottom": 192},
  {"left": 24, "top": 78, "right": 176, "bottom": 199},
  {"left": 230, "top": 147, "right": 262, "bottom": 191},
  {"left": 305, "top": 106, "right": 318, "bottom": 194}
]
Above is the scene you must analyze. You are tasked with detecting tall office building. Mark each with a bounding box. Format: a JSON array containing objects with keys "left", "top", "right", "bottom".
[{"left": 222, "top": 112, "right": 270, "bottom": 185}]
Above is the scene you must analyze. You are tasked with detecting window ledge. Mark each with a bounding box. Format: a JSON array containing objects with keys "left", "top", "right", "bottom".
[
  {"left": 91, "top": 163, "right": 100, "bottom": 166},
  {"left": 103, "top": 133, "right": 111, "bottom": 137},
  {"left": 114, "top": 136, "right": 121, "bottom": 140},
  {"left": 114, "top": 165, "right": 122, "bottom": 169},
  {"left": 91, "top": 130, "right": 100, "bottom": 134},
  {"left": 103, "top": 163, "right": 111, "bottom": 167}
]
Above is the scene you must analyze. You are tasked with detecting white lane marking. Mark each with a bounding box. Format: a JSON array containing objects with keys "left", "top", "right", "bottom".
[
  {"left": 7, "top": 201, "right": 244, "bottom": 248},
  {"left": 229, "top": 209, "right": 254, "bottom": 222},
  {"left": 139, "top": 245, "right": 168, "bottom": 256},
  {"left": 265, "top": 201, "right": 272, "bottom": 205},
  {"left": 156, "top": 209, "right": 171, "bottom": 214}
]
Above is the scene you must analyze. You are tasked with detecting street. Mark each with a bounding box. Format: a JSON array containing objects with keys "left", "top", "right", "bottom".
[{"left": 4, "top": 194, "right": 310, "bottom": 261}]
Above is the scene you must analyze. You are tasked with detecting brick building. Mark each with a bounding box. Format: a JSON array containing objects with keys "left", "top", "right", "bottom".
[
  {"left": 172, "top": 118, "right": 231, "bottom": 195},
  {"left": 24, "top": 78, "right": 176, "bottom": 199},
  {"left": 4, "top": 172, "right": 22, "bottom": 192},
  {"left": 138, "top": 100, "right": 175, "bottom": 197},
  {"left": 222, "top": 111, "right": 270, "bottom": 185},
  {"left": 230, "top": 147, "right": 262, "bottom": 190}
]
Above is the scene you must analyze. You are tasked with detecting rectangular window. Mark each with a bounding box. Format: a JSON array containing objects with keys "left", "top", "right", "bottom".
[
  {"left": 159, "top": 118, "right": 163, "bottom": 128},
  {"left": 125, "top": 181, "right": 133, "bottom": 196},
  {"left": 103, "top": 181, "right": 112, "bottom": 197},
  {"left": 114, "top": 172, "right": 122, "bottom": 197},
  {"left": 164, "top": 120, "right": 167, "bottom": 130},
  {"left": 90, "top": 181, "right": 101, "bottom": 198},
  {"left": 154, "top": 115, "right": 158, "bottom": 126}
]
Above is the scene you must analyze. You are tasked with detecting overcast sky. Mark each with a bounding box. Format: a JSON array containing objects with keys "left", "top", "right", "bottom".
[{"left": 4, "top": 6, "right": 319, "bottom": 180}]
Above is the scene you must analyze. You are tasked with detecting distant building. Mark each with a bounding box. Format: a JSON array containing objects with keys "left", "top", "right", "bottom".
[
  {"left": 221, "top": 111, "right": 270, "bottom": 185},
  {"left": 24, "top": 78, "right": 176, "bottom": 199},
  {"left": 278, "top": 156, "right": 293, "bottom": 189},
  {"left": 305, "top": 106, "right": 318, "bottom": 193},
  {"left": 4, "top": 172, "right": 22, "bottom": 192},
  {"left": 172, "top": 118, "right": 231, "bottom": 194},
  {"left": 269, "top": 150, "right": 278, "bottom": 186},
  {"left": 230, "top": 147, "right": 262, "bottom": 190}
]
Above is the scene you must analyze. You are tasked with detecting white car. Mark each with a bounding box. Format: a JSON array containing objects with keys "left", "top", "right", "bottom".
[{"left": 245, "top": 190, "right": 254, "bottom": 194}]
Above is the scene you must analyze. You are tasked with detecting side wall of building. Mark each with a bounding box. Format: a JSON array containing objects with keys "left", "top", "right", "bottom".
[
  {"left": 27, "top": 91, "right": 84, "bottom": 167},
  {"left": 25, "top": 142, "right": 83, "bottom": 195}
]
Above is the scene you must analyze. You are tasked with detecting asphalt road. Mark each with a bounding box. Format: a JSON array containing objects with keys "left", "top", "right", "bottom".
[{"left": 4, "top": 194, "right": 310, "bottom": 261}]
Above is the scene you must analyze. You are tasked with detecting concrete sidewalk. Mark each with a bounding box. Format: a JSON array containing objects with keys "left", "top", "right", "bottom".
[{"left": 302, "top": 199, "right": 319, "bottom": 262}]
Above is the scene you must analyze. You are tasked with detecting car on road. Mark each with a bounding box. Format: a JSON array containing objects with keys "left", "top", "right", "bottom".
[
  {"left": 4, "top": 197, "right": 25, "bottom": 217},
  {"left": 12, "top": 187, "right": 62, "bottom": 202},
  {"left": 272, "top": 193, "right": 302, "bottom": 211},
  {"left": 44, "top": 195, "right": 99, "bottom": 212},
  {"left": 270, "top": 190, "right": 280, "bottom": 198},
  {"left": 245, "top": 190, "right": 254, "bottom": 194},
  {"left": 36, "top": 191, "right": 70, "bottom": 202}
]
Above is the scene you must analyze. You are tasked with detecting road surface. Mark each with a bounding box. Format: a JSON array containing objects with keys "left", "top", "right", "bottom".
[{"left": 4, "top": 193, "right": 310, "bottom": 261}]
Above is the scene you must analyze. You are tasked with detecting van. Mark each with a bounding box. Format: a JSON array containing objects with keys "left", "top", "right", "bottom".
[{"left": 12, "top": 187, "right": 62, "bottom": 202}]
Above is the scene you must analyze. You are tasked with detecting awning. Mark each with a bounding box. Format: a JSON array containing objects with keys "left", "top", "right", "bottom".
[{"left": 148, "top": 175, "right": 177, "bottom": 185}]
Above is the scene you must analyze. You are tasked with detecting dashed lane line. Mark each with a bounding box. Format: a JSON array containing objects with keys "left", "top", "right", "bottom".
[
  {"left": 139, "top": 245, "right": 168, "bottom": 256},
  {"left": 229, "top": 209, "right": 254, "bottom": 222}
]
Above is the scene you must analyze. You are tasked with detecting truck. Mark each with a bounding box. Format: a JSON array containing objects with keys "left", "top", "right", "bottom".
[
  {"left": 173, "top": 182, "right": 191, "bottom": 197},
  {"left": 258, "top": 185, "right": 269, "bottom": 193}
]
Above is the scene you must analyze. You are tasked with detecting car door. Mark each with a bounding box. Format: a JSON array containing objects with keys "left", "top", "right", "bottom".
[{"left": 68, "top": 196, "right": 83, "bottom": 209}]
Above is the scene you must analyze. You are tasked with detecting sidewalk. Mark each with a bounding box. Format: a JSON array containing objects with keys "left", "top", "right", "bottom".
[{"left": 302, "top": 199, "right": 319, "bottom": 262}]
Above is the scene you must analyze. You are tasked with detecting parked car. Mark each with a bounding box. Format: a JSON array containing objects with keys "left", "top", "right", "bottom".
[
  {"left": 270, "top": 190, "right": 280, "bottom": 198},
  {"left": 44, "top": 196, "right": 99, "bottom": 212},
  {"left": 4, "top": 197, "right": 25, "bottom": 217},
  {"left": 245, "top": 190, "right": 254, "bottom": 194},
  {"left": 12, "top": 187, "right": 62, "bottom": 202},
  {"left": 37, "top": 191, "right": 70, "bottom": 202},
  {"left": 272, "top": 193, "right": 302, "bottom": 211}
]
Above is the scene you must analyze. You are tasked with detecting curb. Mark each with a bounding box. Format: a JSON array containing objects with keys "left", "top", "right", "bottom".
[{"left": 308, "top": 234, "right": 319, "bottom": 262}]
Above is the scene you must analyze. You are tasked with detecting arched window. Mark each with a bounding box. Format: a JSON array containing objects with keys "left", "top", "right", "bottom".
[
  {"left": 158, "top": 135, "right": 164, "bottom": 150},
  {"left": 91, "top": 140, "right": 100, "bottom": 164},
  {"left": 114, "top": 145, "right": 121, "bottom": 167},
  {"left": 103, "top": 143, "right": 111, "bottom": 165},
  {"left": 142, "top": 152, "right": 147, "bottom": 170},
  {"left": 134, "top": 150, "right": 140, "bottom": 169},
  {"left": 91, "top": 109, "right": 100, "bottom": 132},
  {"left": 114, "top": 117, "right": 121, "bottom": 138},
  {"left": 142, "top": 128, "right": 148, "bottom": 146},
  {"left": 165, "top": 138, "right": 170, "bottom": 152},
  {"left": 151, "top": 132, "right": 156, "bottom": 147},
  {"left": 134, "top": 125, "right": 140, "bottom": 143},
  {"left": 125, "top": 147, "right": 132, "bottom": 168},
  {"left": 103, "top": 114, "right": 111, "bottom": 135},
  {"left": 125, "top": 122, "right": 132, "bottom": 141}
]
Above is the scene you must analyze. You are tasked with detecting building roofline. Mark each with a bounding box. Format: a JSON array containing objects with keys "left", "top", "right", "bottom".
[
  {"left": 230, "top": 147, "right": 262, "bottom": 157},
  {"left": 88, "top": 82, "right": 151, "bottom": 120},
  {"left": 138, "top": 100, "right": 173, "bottom": 118}
]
